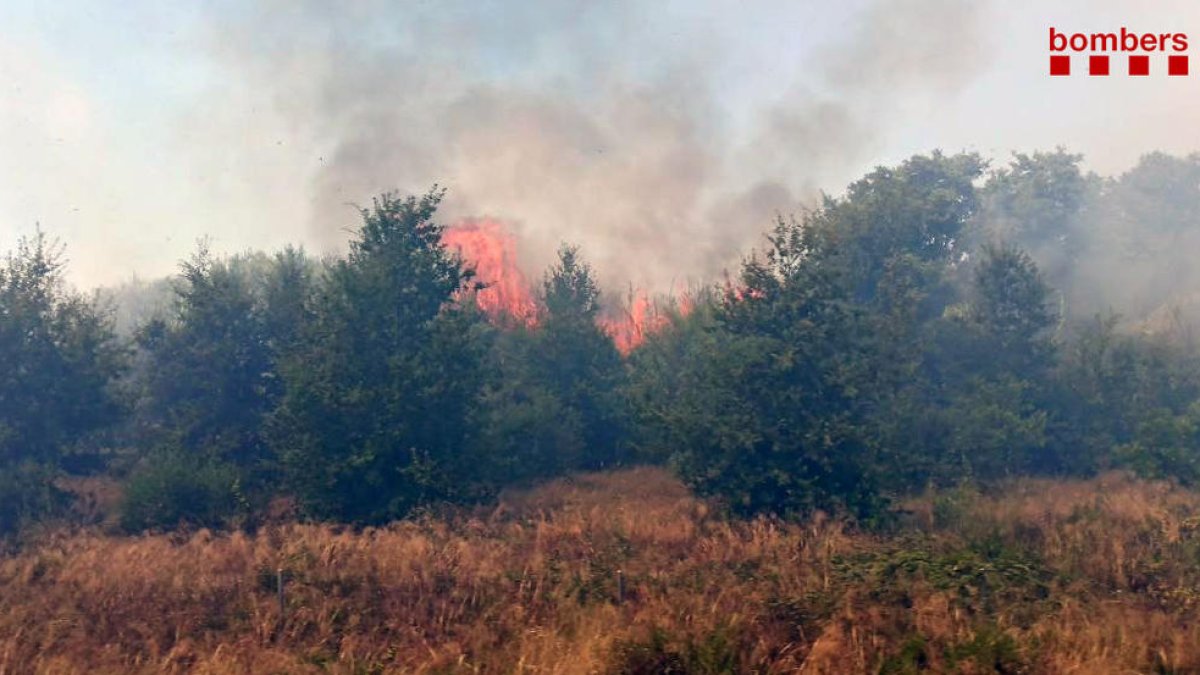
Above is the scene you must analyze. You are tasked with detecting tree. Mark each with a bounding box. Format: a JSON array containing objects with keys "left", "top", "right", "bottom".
[
  {"left": 0, "top": 231, "right": 125, "bottom": 468},
  {"left": 626, "top": 289, "right": 719, "bottom": 465},
  {"left": 534, "top": 245, "right": 628, "bottom": 469},
  {"left": 472, "top": 245, "right": 628, "bottom": 484},
  {"left": 917, "top": 244, "right": 1058, "bottom": 480},
  {"left": 966, "top": 244, "right": 1057, "bottom": 374},
  {"left": 134, "top": 246, "right": 283, "bottom": 474},
  {"left": 647, "top": 217, "right": 882, "bottom": 518},
  {"left": 631, "top": 153, "right": 989, "bottom": 518},
  {"left": 0, "top": 231, "right": 125, "bottom": 533},
  {"left": 814, "top": 151, "right": 985, "bottom": 307},
  {"left": 470, "top": 325, "right": 586, "bottom": 485},
  {"left": 1055, "top": 314, "right": 1200, "bottom": 478},
  {"left": 269, "top": 189, "right": 490, "bottom": 522},
  {"left": 975, "top": 150, "right": 1091, "bottom": 295},
  {"left": 1114, "top": 403, "right": 1200, "bottom": 485},
  {"left": 1061, "top": 152, "right": 1200, "bottom": 322}
]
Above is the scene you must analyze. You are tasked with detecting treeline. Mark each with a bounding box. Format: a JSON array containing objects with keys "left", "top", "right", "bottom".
[{"left": 4, "top": 150, "right": 1200, "bottom": 534}]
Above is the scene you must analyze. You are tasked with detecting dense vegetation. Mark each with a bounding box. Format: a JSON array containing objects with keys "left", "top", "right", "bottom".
[
  {"left": 5, "top": 150, "right": 1200, "bottom": 536},
  {"left": 5, "top": 468, "right": 1200, "bottom": 673}
]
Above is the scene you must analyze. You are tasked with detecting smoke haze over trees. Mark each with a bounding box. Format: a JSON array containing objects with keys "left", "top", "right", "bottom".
[
  {"left": 7, "top": 1, "right": 1200, "bottom": 296},
  {"left": 4, "top": 149, "right": 1200, "bottom": 533}
]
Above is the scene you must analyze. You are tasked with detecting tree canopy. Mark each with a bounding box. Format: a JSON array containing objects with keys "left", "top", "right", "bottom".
[{"left": 6, "top": 150, "right": 1200, "bottom": 534}]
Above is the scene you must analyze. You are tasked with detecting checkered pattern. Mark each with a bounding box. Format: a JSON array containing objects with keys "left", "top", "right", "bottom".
[{"left": 1050, "top": 54, "right": 1189, "bottom": 76}]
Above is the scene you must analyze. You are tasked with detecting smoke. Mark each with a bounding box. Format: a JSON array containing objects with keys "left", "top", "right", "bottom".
[
  {"left": 193, "top": 0, "right": 991, "bottom": 294},
  {"left": 973, "top": 150, "right": 1200, "bottom": 338},
  {"left": 9, "top": 0, "right": 1200, "bottom": 300},
  {"left": 1073, "top": 155, "right": 1200, "bottom": 334}
]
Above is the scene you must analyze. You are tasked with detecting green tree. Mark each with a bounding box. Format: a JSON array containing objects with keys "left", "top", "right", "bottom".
[
  {"left": 124, "top": 245, "right": 316, "bottom": 530},
  {"left": 626, "top": 289, "right": 719, "bottom": 465},
  {"left": 651, "top": 217, "right": 882, "bottom": 517},
  {"left": 1055, "top": 314, "right": 1200, "bottom": 478},
  {"left": 472, "top": 245, "right": 628, "bottom": 484},
  {"left": 269, "top": 189, "right": 490, "bottom": 522},
  {"left": 0, "top": 231, "right": 125, "bottom": 467},
  {"left": 966, "top": 244, "right": 1057, "bottom": 374},
  {"left": 0, "top": 231, "right": 125, "bottom": 533},
  {"left": 975, "top": 149, "right": 1091, "bottom": 295},
  {"left": 135, "top": 246, "right": 280, "bottom": 472},
  {"left": 814, "top": 151, "right": 985, "bottom": 307},
  {"left": 535, "top": 245, "right": 628, "bottom": 469},
  {"left": 1113, "top": 404, "right": 1200, "bottom": 485},
  {"left": 632, "top": 152, "right": 988, "bottom": 517},
  {"left": 471, "top": 325, "right": 586, "bottom": 485},
  {"left": 925, "top": 244, "right": 1057, "bottom": 479}
]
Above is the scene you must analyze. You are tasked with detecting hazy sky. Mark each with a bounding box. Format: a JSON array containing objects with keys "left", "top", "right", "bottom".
[{"left": 2, "top": 0, "right": 1199, "bottom": 290}]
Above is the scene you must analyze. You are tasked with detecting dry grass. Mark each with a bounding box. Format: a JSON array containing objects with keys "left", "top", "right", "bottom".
[{"left": 1, "top": 468, "right": 1200, "bottom": 673}]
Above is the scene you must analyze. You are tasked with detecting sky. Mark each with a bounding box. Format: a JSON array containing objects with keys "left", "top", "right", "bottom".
[{"left": 1, "top": 0, "right": 1199, "bottom": 291}]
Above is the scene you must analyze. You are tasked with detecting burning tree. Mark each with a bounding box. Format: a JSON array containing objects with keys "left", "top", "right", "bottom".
[
  {"left": 442, "top": 218, "right": 539, "bottom": 327},
  {"left": 441, "top": 219, "right": 687, "bottom": 353}
]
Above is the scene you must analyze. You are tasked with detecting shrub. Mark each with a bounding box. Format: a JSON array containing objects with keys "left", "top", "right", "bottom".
[
  {"left": 611, "top": 626, "right": 741, "bottom": 675},
  {"left": 1114, "top": 404, "right": 1200, "bottom": 485},
  {"left": 119, "top": 451, "right": 245, "bottom": 532},
  {"left": 0, "top": 462, "right": 69, "bottom": 537}
]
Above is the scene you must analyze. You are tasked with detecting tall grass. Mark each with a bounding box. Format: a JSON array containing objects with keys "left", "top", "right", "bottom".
[{"left": 1, "top": 468, "right": 1199, "bottom": 673}]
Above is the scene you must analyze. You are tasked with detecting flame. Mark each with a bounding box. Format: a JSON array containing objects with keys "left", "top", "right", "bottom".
[
  {"left": 600, "top": 290, "right": 667, "bottom": 354},
  {"left": 443, "top": 218, "right": 538, "bottom": 326},
  {"left": 443, "top": 218, "right": 691, "bottom": 353}
]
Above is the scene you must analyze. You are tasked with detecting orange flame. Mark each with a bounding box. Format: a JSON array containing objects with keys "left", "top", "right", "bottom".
[
  {"left": 600, "top": 290, "right": 668, "bottom": 354},
  {"left": 443, "top": 218, "right": 538, "bottom": 327},
  {"left": 443, "top": 218, "right": 690, "bottom": 353}
]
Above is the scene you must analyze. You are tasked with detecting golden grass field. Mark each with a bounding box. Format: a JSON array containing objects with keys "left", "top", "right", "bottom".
[{"left": 3, "top": 467, "right": 1200, "bottom": 673}]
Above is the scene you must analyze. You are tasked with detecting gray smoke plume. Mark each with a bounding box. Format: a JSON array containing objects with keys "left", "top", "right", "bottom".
[{"left": 194, "top": 0, "right": 990, "bottom": 293}]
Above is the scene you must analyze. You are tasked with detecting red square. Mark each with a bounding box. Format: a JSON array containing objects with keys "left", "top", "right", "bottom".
[
  {"left": 1129, "top": 55, "right": 1149, "bottom": 76},
  {"left": 1089, "top": 55, "right": 1109, "bottom": 76},
  {"left": 1050, "top": 55, "right": 1070, "bottom": 76},
  {"left": 1169, "top": 55, "right": 1189, "bottom": 76}
]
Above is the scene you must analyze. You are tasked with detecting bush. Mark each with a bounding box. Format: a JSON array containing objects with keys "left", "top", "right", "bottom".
[
  {"left": 0, "top": 462, "right": 69, "bottom": 537},
  {"left": 119, "top": 451, "right": 245, "bottom": 532},
  {"left": 611, "top": 626, "right": 741, "bottom": 675},
  {"left": 1114, "top": 404, "right": 1200, "bottom": 485}
]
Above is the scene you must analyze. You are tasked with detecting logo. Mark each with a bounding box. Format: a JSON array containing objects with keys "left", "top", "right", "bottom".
[{"left": 1049, "top": 27, "right": 1189, "bottom": 76}]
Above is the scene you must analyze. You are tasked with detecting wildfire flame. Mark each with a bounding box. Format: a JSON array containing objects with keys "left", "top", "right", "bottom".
[
  {"left": 442, "top": 218, "right": 538, "bottom": 327},
  {"left": 442, "top": 218, "right": 689, "bottom": 353},
  {"left": 600, "top": 290, "right": 669, "bottom": 355}
]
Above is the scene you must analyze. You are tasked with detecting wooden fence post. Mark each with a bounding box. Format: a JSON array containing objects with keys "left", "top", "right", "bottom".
[{"left": 277, "top": 567, "right": 285, "bottom": 619}]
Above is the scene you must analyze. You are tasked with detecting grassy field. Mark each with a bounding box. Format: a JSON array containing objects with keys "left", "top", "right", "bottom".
[{"left": 2, "top": 467, "right": 1200, "bottom": 673}]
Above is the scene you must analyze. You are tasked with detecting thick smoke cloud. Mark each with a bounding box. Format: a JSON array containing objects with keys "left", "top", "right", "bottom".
[
  {"left": 8, "top": 0, "right": 1200, "bottom": 303},
  {"left": 197, "top": 0, "right": 989, "bottom": 293}
]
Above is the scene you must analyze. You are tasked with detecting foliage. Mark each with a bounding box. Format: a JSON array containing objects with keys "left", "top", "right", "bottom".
[
  {"left": 0, "top": 462, "right": 69, "bottom": 537},
  {"left": 136, "top": 248, "right": 270, "bottom": 467},
  {"left": 268, "top": 190, "right": 491, "bottom": 522},
  {"left": 472, "top": 326, "right": 588, "bottom": 485},
  {"left": 0, "top": 231, "right": 123, "bottom": 535},
  {"left": 470, "top": 245, "right": 630, "bottom": 488},
  {"left": 10, "top": 149, "right": 1200, "bottom": 532},
  {"left": 637, "top": 152, "right": 989, "bottom": 517},
  {"left": 1113, "top": 403, "right": 1200, "bottom": 485},
  {"left": 119, "top": 449, "right": 245, "bottom": 532},
  {"left": 0, "top": 231, "right": 125, "bottom": 469},
  {"left": 531, "top": 245, "right": 629, "bottom": 470},
  {"left": 130, "top": 244, "right": 316, "bottom": 515},
  {"left": 975, "top": 149, "right": 1092, "bottom": 292}
]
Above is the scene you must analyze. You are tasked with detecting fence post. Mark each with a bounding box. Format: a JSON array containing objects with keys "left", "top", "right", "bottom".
[{"left": 277, "top": 567, "right": 285, "bottom": 619}]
